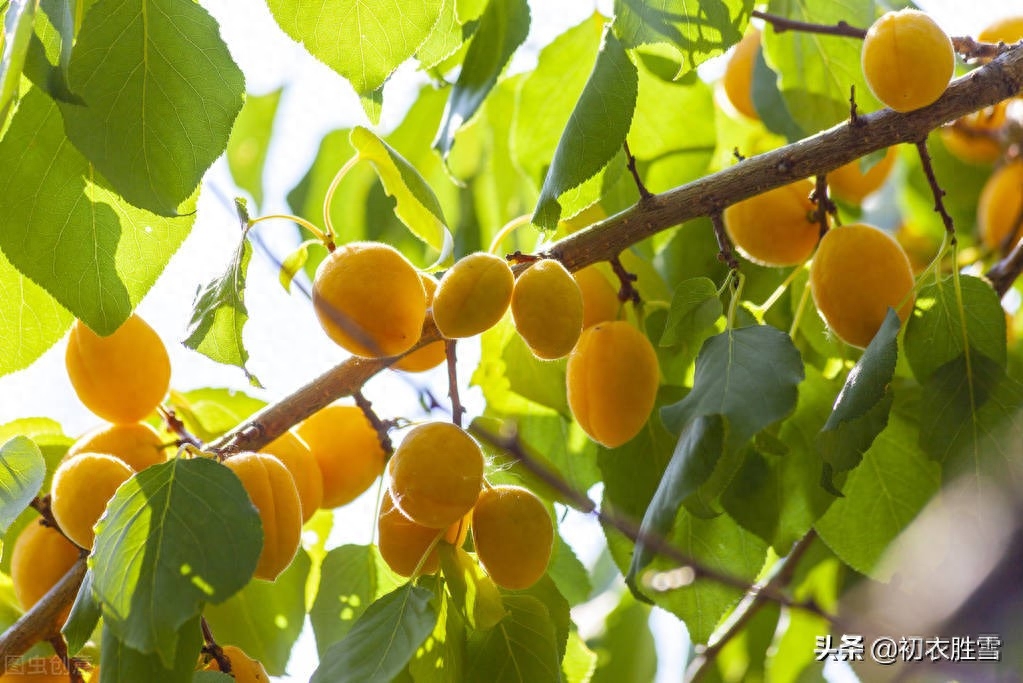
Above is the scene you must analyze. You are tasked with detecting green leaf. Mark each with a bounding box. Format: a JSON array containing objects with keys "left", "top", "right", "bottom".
[
  {"left": 169, "top": 388, "right": 267, "bottom": 444},
  {"left": 0, "top": 87, "right": 195, "bottom": 335},
  {"left": 563, "top": 630, "right": 598, "bottom": 683},
  {"left": 0, "top": 246, "right": 72, "bottom": 377},
  {"left": 817, "top": 309, "right": 900, "bottom": 490},
  {"left": 750, "top": 46, "right": 805, "bottom": 143},
  {"left": 100, "top": 615, "right": 202, "bottom": 683},
  {"left": 183, "top": 235, "right": 261, "bottom": 386},
  {"left": 434, "top": 0, "right": 529, "bottom": 157},
  {"left": 815, "top": 403, "right": 941, "bottom": 578},
  {"left": 408, "top": 587, "right": 465, "bottom": 683},
  {"left": 660, "top": 277, "right": 721, "bottom": 346},
  {"left": 266, "top": 0, "right": 442, "bottom": 96},
  {"left": 0, "top": 436, "right": 44, "bottom": 533},
  {"left": 438, "top": 545, "right": 507, "bottom": 631},
  {"left": 227, "top": 89, "right": 282, "bottom": 211},
  {"left": 532, "top": 27, "right": 638, "bottom": 229},
  {"left": 202, "top": 549, "right": 310, "bottom": 676},
  {"left": 500, "top": 330, "right": 570, "bottom": 417},
  {"left": 61, "top": 0, "right": 244, "bottom": 215},
  {"left": 589, "top": 592, "right": 656, "bottom": 683},
  {"left": 309, "top": 544, "right": 404, "bottom": 656},
  {"left": 765, "top": 608, "right": 827, "bottom": 683},
  {"left": 465, "top": 595, "right": 561, "bottom": 683},
  {"left": 416, "top": 0, "right": 465, "bottom": 70},
  {"left": 548, "top": 533, "right": 592, "bottom": 607},
  {"left": 193, "top": 673, "right": 234, "bottom": 683},
  {"left": 312, "top": 584, "right": 438, "bottom": 683},
  {"left": 0, "top": 0, "right": 35, "bottom": 125},
  {"left": 612, "top": 0, "right": 752, "bottom": 78},
  {"left": 351, "top": 126, "right": 454, "bottom": 266},
  {"left": 905, "top": 274, "right": 1007, "bottom": 384},
  {"left": 63, "top": 568, "right": 102, "bottom": 655},
  {"left": 92, "top": 458, "right": 262, "bottom": 667},
  {"left": 710, "top": 601, "right": 780, "bottom": 681}
]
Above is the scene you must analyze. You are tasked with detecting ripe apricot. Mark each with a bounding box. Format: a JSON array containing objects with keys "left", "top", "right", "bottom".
[
  {"left": 977, "top": 160, "right": 1023, "bottom": 252},
  {"left": 388, "top": 422, "right": 484, "bottom": 529},
  {"left": 377, "top": 489, "right": 468, "bottom": 577},
  {"left": 573, "top": 265, "right": 620, "bottom": 329},
  {"left": 861, "top": 10, "right": 953, "bottom": 113},
  {"left": 312, "top": 241, "right": 427, "bottom": 358},
  {"left": 809, "top": 223, "right": 916, "bottom": 348},
  {"left": 940, "top": 103, "right": 1007, "bottom": 165},
  {"left": 204, "top": 644, "right": 270, "bottom": 682},
  {"left": 511, "top": 259, "right": 584, "bottom": 360},
  {"left": 566, "top": 321, "right": 659, "bottom": 448},
  {"left": 0, "top": 657, "right": 96, "bottom": 682},
  {"left": 260, "top": 430, "right": 323, "bottom": 523},
  {"left": 471, "top": 485, "right": 553, "bottom": 590},
  {"left": 432, "top": 252, "right": 514, "bottom": 338},
  {"left": 978, "top": 15, "right": 1023, "bottom": 45},
  {"left": 10, "top": 519, "right": 81, "bottom": 617},
  {"left": 50, "top": 453, "right": 134, "bottom": 549},
  {"left": 66, "top": 421, "right": 166, "bottom": 472},
  {"left": 828, "top": 147, "right": 897, "bottom": 205},
  {"left": 224, "top": 452, "right": 302, "bottom": 581},
  {"left": 723, "top": 179, "right": 820, "bottom": 267},
  {"left": 295, "top": 404, "right": 386, "bottom": 509},
  {"left": 393, "top": 275, "right": 446, "bottom": 373},
  {"left": 65, "top": 314, "right": 171, "bottom": 424},
  {"left": 722, "top": 27, "right": 761, "bottom": 120}
]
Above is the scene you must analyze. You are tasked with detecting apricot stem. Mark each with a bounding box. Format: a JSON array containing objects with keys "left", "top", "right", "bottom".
[
  {"left": 322, "top": 154, "right": 361, "bottom": 248},
  {"left": 248, "top": 213, "right": 329, "bottom": 246},
  {"left": 488, "top": 214, "right": 533, "bottom": 255}
]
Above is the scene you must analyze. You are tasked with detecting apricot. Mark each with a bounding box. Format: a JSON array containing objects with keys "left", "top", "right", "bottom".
[
  {"left": 0, "top": 657, "right": 95, "bottom": 681},
  {"left": 224, "top": 452, "right": 302, "bottom": 581},
  {"left": 573, "top": 265, "right": 620, "bottom": 329},
  {"left": 204, "top": 644, "right": 270, "bottom": 682},
  {"left": 393, "top": 274, "right": 446, "bottom": 373},
  {"left": 828, "top": 147, "right": 898, "bottom": 205},
  {"left": 861, "top": 10, "right": 953, "bottom": 113},
  {"left": 295, "top": 404, "right": 386, "bottom": 509},
  {"left": 260, "top": 430, "right": 324, "bottom": 523},
  {"left": 50, "top": 453, "right": 134, "bottom": 549},
  {"left": 388, "top": 422, "right": 484, "bottom": 529},
  {"left": 65, "top": 314, "right": 171, "bottom": 424},
  {"left": 432, "top": 252, "right": 514, "bottom": 338},
  {"left": 10, "top": 519, "right": 81, "bottom": 618},
  {"left": 809, "top": 223, "right": 916, "bottom": 348},
  {"left": 312, "top": 241, "right": 427, "bottom": 358},
  {"left": 471, "top": 485, "right": 553, "bottom": 590},
  {"left": 978, "top": 15, "right": 1023, "bottom": 45},
  {"left": 723, "top": 179, "right": 820, "bottom": 267},
  {"left": 511, "top": 259, "right": 584, "bottom": 360},
  {"left": 722, "top": 27, "right": 761, "bottom": 120},
  {"left": 977, "top": 160, "right": 1023, "bottom": 253},
  {"left": 377, "top": 489, "right": 468, "bottom": 577},
  {"left": 566, "top": 321, "right": 659, "bottom": 448},
  {"left": 940, "top": 103, "right": 1007, "bottom": 165},
  {"left": 66, "top": 421, "right": 166, "bottom": 472}
]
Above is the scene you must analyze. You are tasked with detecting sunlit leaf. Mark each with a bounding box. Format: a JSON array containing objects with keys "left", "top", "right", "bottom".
[
  {"left": 227, "top": 89, "right": 282, "bottom": 211},
  {"left": 63, "top": 568, "right": 101, "bottom": 655},
  {"left": 0, "top": 0, "right": 35, "bottom": 124},
  {"left": 0, "top": 436, "right": 44, "bottom": 534},
  {"left": 100, "top": 615, "right": 203, "bottom": 683},
  {"left": 465, "top": 595, "right": 561, "bottom": 683}
]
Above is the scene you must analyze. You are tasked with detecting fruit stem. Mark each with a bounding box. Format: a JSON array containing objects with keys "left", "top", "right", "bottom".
[
  {"left": 724, "top": 271, "right": 745, "bottom": 330},
  {"left": 488, "top": 214, "right": 533, "bottom": 255},
  {"left": 788, "top": 276, "right": 812, "bottom": 339},
  {"left": 753, "top": 263, "right": 808, "bottom": 319},
  {"left": 322, "top": 154, "right": 361, "bottom": 249},
  {"left": 248, "top": 213, "right": 330, "bottom": 247},
  {"left": 409, "top": 530, "right": 447, "bottom": 582}
]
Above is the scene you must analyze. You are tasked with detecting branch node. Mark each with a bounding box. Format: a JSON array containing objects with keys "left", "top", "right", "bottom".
[
  {"left": 623, "top": 140, "right": 653, "bottom": 200},
  {"left": 710, "top": 211, "right": 740, "bottom": 271},
  {"left": 353, "top": 390, "right": 394, "bottom": 455}
]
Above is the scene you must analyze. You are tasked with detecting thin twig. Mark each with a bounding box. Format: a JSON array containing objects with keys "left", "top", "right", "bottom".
[
  {"left": 752, "top": 10, "right": 867, "bottom": 39},
  {"left": 710, "top": 211, "right": 740, "bottom": 270},
  {"left": 849, "top": 85, "right": 862, "bottom": 127},
  {"left": 812, "top": 175, "right": 832, "bottom": 238},
  {"left": 353, "top": 390, "right": 394, "bottom": 455},
  {"left": 953, "top": 36, "right": 1020, "bottom": 61},
  {"left": 445, "top": 340, "right": 464, "bottom": 428},
  {"left": 47, "top": 635, "right": 84, "bottom": 683},
  {"left": 914, "top": 139, "right": 956, "bottom": 240},
  {"left": 200, "top": 616, "right": 231, "bottom": 674},
  {"left": 623, "top": 140, "right": 652, "bottom": 199},
  {"left": 158, "top": 405, "right": 204, "bottom": 449},
  {"left": 608, "top": 255, "right": 641, "bottom": 305}
]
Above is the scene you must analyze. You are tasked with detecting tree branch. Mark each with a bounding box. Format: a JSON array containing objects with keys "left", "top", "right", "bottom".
[{"left": 752, "top": 10, "right": 867, "bottom": 39}]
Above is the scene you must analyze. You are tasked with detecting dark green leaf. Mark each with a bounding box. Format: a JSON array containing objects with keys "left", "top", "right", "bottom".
[
  {"left": 266, "top": 0, "right": 442, "bottom": 95},
  {"left": 61, "top": 0, "right": 244, "bottom": 215},
  {"left": 0, "top": 88, "right": 195, "bottom": 335},
  {"left": 765, "top": 609, "right": 828, "bottom": 682},
  {"left": 202, "top": 549, "right": 310, "bottom": 676},
  {"left": 192, "top": 673, "right": 234, "bottom": 683},
  {"left": 589, "top": 592, "right": 656, "bottom": 683},
  {"left": 0, "top": 436, "right": 44, "bottom": 533},
  {"left": 750, "top": 46, "right": 805, "bottom": 142},
  {"left": 434, "top": 0, "right": 529, "bottom": 157},
  {"left": 660, "top": 277, "right": 721, "bottom": 346},
  {"left": 100, "top": 615, "right": 202, "bottom": 683},
  {"left": 63, "top": 568, "right": 102, "bottom": 655},
  {"left": 465, "top": 595, "right": 561, "bottom": 683},
  {"left": 514, "top": 576, "right": 571, "bottom": 662},
  {"left": 0, "top": 0, "right": 35, "bottom": 124},
  {"left": 408, "top": 588, "right": 465, "bottom": 683},
  {"left": 311, "top": 584, "right": 438, "bottom": 683},
  {"left": 548, "top": 532, "right": 592, "bottom": 607},
  {"left": 227, "top": 89, "right": 282, "bottom": 211},
  {"left": 533, "top": 27, "right": 638, "bottom": 229},
  {"left": 92, "top": 458, "right": 262, "bottom": 667},
  {"left": 183, "top": 235, "right": 260, "bottom": 386}
]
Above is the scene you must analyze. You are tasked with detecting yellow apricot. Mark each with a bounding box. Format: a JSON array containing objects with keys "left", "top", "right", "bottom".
[
  {"left": 66, "top": 421, "right": 166, "bottom": 472},
  {"left": 940, "top": 103, "right": 1007, "bottom": 165},
  {"left": 722, "top": 27, "right": 761, "bottom": 120},
  {"left": 471, "top": 485, "right": 553, "bottom": 590},
  {"left": 10, "top": 519, "right": 81, "bottom": 619},
  {"left": 224, "top": 452, "right": 302, "bottom": 581},
  {"left": 574, "top": 265, "right": 621, "bottom": 329},
  {"left": 204, "top": 644, "right": 270, "bottom": 682},
  {"left": 511, "top": 259, "right": 584, "bottom": 360},
  {"left": 566, "top": 321, "right": 660, "bottom": 448},
  {"left": 393, "top": 275, "right": 447, "bottom": 373},
  {"left": 723, "top": 179, "right": 821, "bottom": 267},
  {"left": 0, "top": 657, "right": 96, "bottom": 682},
  {"left": 260, "top": 430, "right": 324, "bottom": 523},
  {"left": 50, "top": 453, "right": 134, "bottom": 549},
  {"left": 828, "top": 147, "right": 898, "bottom": 205},
  {"left": 432, "top": 252, "right": 514, "bottom": 338},
  {"left": 312, "top": 241, "right": 427, "bottom": 358},
  {"left": 377, "top": 489, "right": 469, "bottom": 577},
  {"left": 977, "top": 160, "right": 1023, "bottom": 253},
  {"left": 809, "top": 224, "right": 916, "bottom": 348},
  {"left": 861, "top": 10, "right": 953, "bottom": 113},
  {"left": 65, "top": 314, "right": 171, "bottom": 424},
  {"left": 388, "top": 422, "right": 484, "bottom": 529},
  {"left": 295, "top": 404, "right": 386, "bottom": 509},
  {"left": 978, "top": 15, "right": 1023, "bottom": 44}
]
